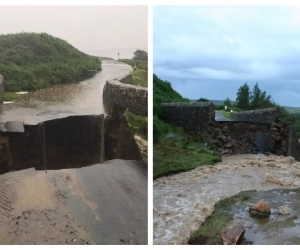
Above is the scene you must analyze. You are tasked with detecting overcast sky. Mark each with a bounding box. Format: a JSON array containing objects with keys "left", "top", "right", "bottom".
[
  {"left": 0, "top": 5, "right": 147, "bottom": 59},
  {"left": 154, "top": 6, "right": 300, "bottom": 107}
]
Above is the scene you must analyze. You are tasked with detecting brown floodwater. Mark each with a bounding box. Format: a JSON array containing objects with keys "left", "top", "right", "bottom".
[
  {"left": 0, "top": 60, "right": 131, "bottom": 127},
  {"left": 153, "top": 154, "right": 300, "bottom": 245}
]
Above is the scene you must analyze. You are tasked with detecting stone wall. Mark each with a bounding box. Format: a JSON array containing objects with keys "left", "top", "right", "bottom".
[
  {"left": 161, "top": 102, "right": 215, "bottom": 135},
  {"left": 0, "top": 75, "right": 4, "bottom": 103},
  {"left": 160, "top": 102, "right": 300, "bottom": 160},
  {"left": 287, "top": 126, "right": 300, "bottom": 161},
  {"left": 230, "top": 107, "right": 280, "bottom": 123},
  {"left": 205, "top": 121, "right": 289, "bottom": 157},
  {"left": 103, "top": 80, "right": 147, "bottom": 117}
]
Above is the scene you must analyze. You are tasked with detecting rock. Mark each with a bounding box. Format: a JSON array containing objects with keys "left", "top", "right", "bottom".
[
  {"left": 249, "top": 200, "right": 271, "bottom": 217},
  {"left": 278, "top": 205, "right": 290, "bottom": 215},
  {"left": 270, "top": 127, "right": 278, "bottom": 132},
  {"left": 220, "top": 226, "right": 245, "bottom": 245},
  {"left": 220, "top": 149, "right": 230, "bottom": 155},
  {"left": 224, "top": 143, "right": 233, "bottom": 149}
]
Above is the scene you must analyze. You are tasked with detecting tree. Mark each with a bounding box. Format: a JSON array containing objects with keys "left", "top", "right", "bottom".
[
  {"left": 133, "top": 49, "right": 148, "bottom": 61},
  {"left": 197, "top": 97, "right": 210, "bottom": 102},
  {"left": 224, "top": 98, "right": 232, "bottom": 107},
  {"left": 250, "top": 83, "right": 272, "bottom": 109},
  {"left": 236, "top": 82, "right": 251, "bottom": 110}
]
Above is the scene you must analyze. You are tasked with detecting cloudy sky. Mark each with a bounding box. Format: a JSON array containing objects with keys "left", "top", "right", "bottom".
[
  {"left": 0, "top": 6, "right": 147, "bottom": 59},
  {"left": 154, "top": 6, "right": 300, "bottom": 107}
]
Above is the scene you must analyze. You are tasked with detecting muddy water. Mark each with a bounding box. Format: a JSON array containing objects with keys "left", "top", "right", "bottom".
[
  {"left": 227, "top": 189, "right": 300, "bottom": 245},
  {"left": 0, "top": 60, "right": 131, "bottom": 127},
  {"left": 153, "top": 154, "right": 300, "bottom": 245},
  {"left": 0, "top": 160, "right": 147, "bottom": 245}
]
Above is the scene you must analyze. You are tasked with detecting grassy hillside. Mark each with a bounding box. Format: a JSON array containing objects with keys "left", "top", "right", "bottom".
[
  {"left": 118, "top": 58, "right": 148, "bottom": 87},
  {"left": 0, "top": 32, "right": 101, "bottom": 92},
  {"left": 118, "top": 53, "right": 148, "bottom": 141},
  {"left": 153, "top": 75, "right": 221, "bottom": 179}
]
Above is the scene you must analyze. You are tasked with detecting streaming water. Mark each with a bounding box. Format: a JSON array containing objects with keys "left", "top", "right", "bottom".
[{"left": 153, "top": 154, "right": 300, "bottom": 245}]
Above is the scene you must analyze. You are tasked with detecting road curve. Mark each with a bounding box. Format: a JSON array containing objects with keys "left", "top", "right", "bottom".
[{"left": 0, "top": 60, "right": 131, "bottom": 127}]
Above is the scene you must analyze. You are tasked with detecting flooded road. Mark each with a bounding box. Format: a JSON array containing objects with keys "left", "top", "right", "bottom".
[
  {"left": 0, "top": 60, "right": 148, "bottom": 244},
  {"left": 0, "top": 60, "right": 131, "bottom": 126},
  {"left": 0, "top": 160, "right": 147, "bottom": 245},
  {"left": 153, "top": 154, "right": 300, "bottom": 244}
]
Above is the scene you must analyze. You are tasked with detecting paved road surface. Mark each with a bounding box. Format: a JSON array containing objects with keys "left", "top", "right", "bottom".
[
  {"left": 0, "top": 160, "right": 147, "bottom": 245},
  {"left": 215, "top": 110, "right": 232, "bottom": 121}
]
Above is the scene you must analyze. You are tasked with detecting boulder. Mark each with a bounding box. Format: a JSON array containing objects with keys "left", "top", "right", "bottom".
[
  {"left": 249, "top": 200, "right": 271, "bottom": 217},
  {"left": 220, "top": 226, "right": 245, "bottom": 245}
]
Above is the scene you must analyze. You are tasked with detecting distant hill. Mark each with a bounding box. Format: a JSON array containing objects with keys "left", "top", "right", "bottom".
[
  {"left": 0, "top": 32, "right": 101, "bottom": 92},
  {"left": 192, "top": 99, "right": 300, "bottom": 114}
]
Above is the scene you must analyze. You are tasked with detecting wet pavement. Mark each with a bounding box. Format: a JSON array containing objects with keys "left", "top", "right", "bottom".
[
  {"left": 153, "top": 154, "right": 300, "bottom": 244},
  {"left": 0, "top": 160, "right": 147, "bottom": 245},
  {"left": 215, "top": 111, "right": 232, "bottom": 121},
  {"left": 0, "top": 60, "right": 131, "bottom": 128}
]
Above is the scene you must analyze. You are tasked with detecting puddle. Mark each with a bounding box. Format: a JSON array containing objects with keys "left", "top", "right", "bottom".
[{"left": 189, "top": 189, "right": 300, "bottom": 245}]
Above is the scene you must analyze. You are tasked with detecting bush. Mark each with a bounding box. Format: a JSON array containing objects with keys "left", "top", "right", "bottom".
[{"left": 0, "top": 32, "right": 101, "bottom": 92}]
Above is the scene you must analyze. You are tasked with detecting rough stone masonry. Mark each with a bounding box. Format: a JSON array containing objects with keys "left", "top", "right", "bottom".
[{"left": 161, "top": 102, "right": 300, "bottom": 161}]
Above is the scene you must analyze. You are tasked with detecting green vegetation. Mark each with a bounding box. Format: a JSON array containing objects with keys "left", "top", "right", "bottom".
[
  {"left": 197, "top": 97, "right": 210, "bottom": 102},
  {"left": 120, "top": 50, "right": 148, "bottom": 139},
  {"left": 153, "top": 74, "right": 189, "bottom": 142},
  {"left": 153, "top": 74, "right": 220, "bottom": 178},
  {"left": 235, "top": 83, "right": 273, "bottom": 110},
  {"left": 235, "top": 83, "right": 300, "bottom": 137},
  {"left": 0, "top": 32, "right": 101, "bottom": 92},
  {"left": 189, "top": 192, "right": 251, "bottom": 245},
  {"left": 222, "top": 111, "right": 231, "bottom": 119},
  {"left": 118, "top": 50, "right": 148, "bottom": 88},
  {"left": 2, "top": 92, "right": 20, "bottom": 102},
  {"left": 132, "top": 68, "right": 147, "bottom": 87},
  {"left": 125, "top": 110, "right": 148, "bottom": 140},
  {"left": 153, "top": 134, "right": 221, "bottom": 179}
]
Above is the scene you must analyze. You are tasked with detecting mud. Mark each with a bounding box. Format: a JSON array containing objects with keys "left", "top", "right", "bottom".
[
  {"left": 0, "top": 160, "right": 147, "bottom": 245},
  {"left": 153, "top": 154, "right": 300, "bottom": 245}
]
